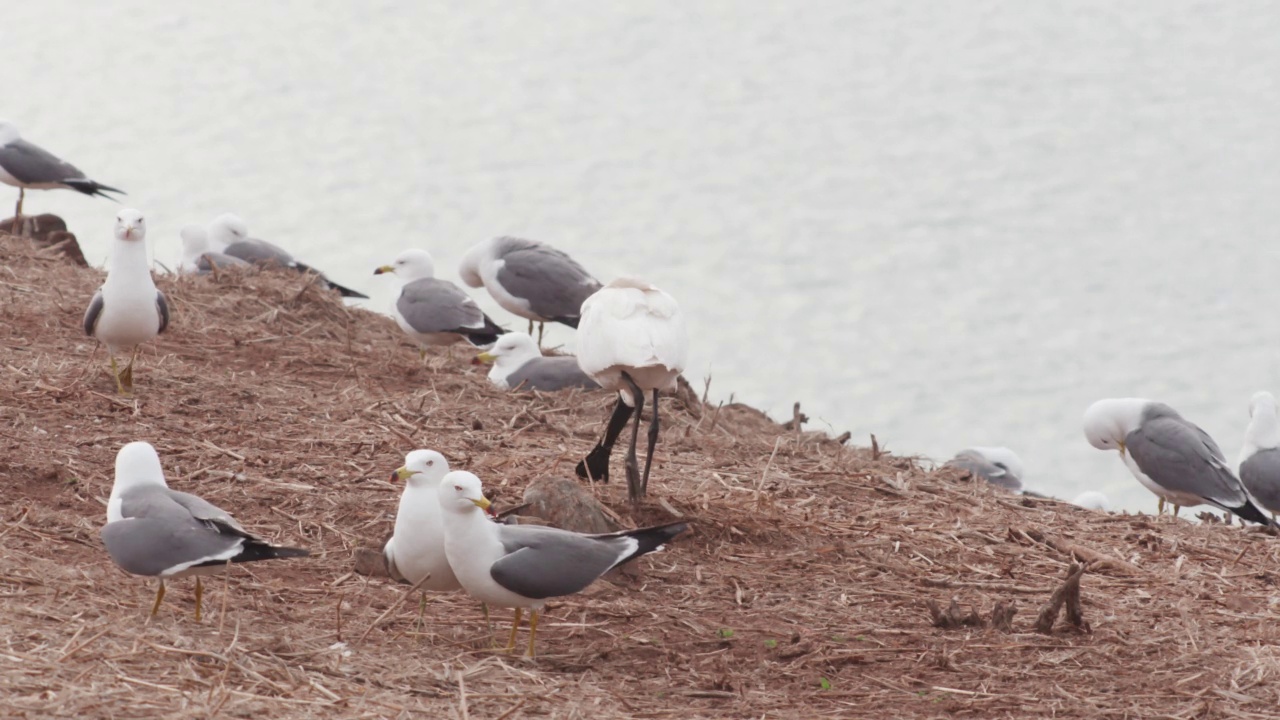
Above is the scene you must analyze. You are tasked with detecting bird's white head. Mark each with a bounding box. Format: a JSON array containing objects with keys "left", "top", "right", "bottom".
[
  {"left": 457, "top": 238, "right": 495, "bottom": 288},
  {"left": 392, "top": 449, "right": 450, "bottom": 488},
  {"left": 1071, "top": 491, "right": 1112, "bottom": 511},
  {"left": 114, "top": 209, "right": 147, "bottom": 243},
  {"left": 968, "top": 446, "right": 1025, "bottom": 481},
  {"left": 1244, "top": 391, "right": 1280, "bottom": 451},
  {"left": 375, "top": 249, "right": 436, "bottom": 281},
  {"left": 477, "top": 332, "right": 540, "bottom": 368},
  {"left": 113, "top": 441, "right": 168, "bottom": 492},
  {"left": 436, "top": 470, "right": 491, "bottom": 514},
  {"left": 208, "top": 213, "right": 249, "bottom": 249},
  {"left": 1082, "top": 398, "right": 1150, "bottom": 453}
]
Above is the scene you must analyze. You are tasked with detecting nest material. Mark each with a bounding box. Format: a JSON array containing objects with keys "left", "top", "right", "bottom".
[{"left": 3, "top": 231, "right": 1280, "bottom": 718}]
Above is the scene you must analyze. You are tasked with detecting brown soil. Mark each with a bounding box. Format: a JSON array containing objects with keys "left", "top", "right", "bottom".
[{"left": 4, "top": 230, "right": 1280, "bottom": 719}]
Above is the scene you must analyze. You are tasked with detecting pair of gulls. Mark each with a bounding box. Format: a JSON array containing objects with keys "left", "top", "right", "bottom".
[
  {"left": 101, "top": 442, "right": 688, "bottom": 657},
  {"left": 1085, "top": 396, "right": 1280, "bottom": 524},
  {"left": 945, "top": 447, "right": 1112, "bottom": 510},
  {"left": 0, "top": 120, "right": 123, "bottom": 227}
]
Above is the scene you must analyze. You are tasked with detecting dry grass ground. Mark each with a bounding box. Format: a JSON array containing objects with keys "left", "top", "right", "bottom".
[{"left": 4, "top": 231, "right": 1280, "bottom": 719}]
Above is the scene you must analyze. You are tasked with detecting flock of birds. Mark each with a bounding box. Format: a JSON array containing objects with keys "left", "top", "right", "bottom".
[{"left": 8, "top": 118, "right": 1280, "bottom": 657}]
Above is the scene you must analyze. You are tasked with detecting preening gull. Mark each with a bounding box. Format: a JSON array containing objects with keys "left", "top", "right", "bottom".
[
  {"left": 374, "top": 249, "right": 506, "bottom": 355},
  {"left": 437, "top": 470, "right": 688, "bottom": 657},
  {"left": 204, "top": 213, "right": 368, "bottom": 298},
  {"left": 383, "top": 450, "right": 463, "bottom": 628},
  {"left": 100, "top": 442, "right": 309, "bottom": 621},
  {"left": 178, "top": 224, "right": 249, "bottom": 274},
  {"left": 1071, "top": 491, "right": 1112, "bottom": 512},
  {"left": 574, "top": 278, "right": 688, "bottom": 502},
  {"left": 1238, "top": 391, "right": 1280, "bottom": 521},
  {"left": 477, "top": 332, "right": 600, "bottom": 392},
  {"left": 459, "top": 236, "right": 602, "bottom": 342},
  {"left": 0, "top": 119, "right": 123, "bottom": 226},
  {"left": 1083, "top": 397, "right": 1272, "bottom": 524},
  {"left": 83, "top": 209, "right": 170, "bottom": 395},
  {"left": 943, "top": 447, "right": 1024, "bottom": 492}
]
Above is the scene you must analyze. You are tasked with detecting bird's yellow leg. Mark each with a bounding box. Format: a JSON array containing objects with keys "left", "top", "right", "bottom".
[
  {"left": 149, "top": 580, "right": 167, "bottom": 619},
  {"left": 119, "top": 347, "right": 138, "bottom": 394},
  {"left": 108, "top": 356, "right": 126, "bottom": 394},
  {"left": 415, "top": 592, "right": 427, "bottom": 633},
  {"left": 537, "top": 322, "right": 545, "bottom": 347},
  {"left": 1173, "top": 505, "right": 1180, "bottom": 518},
  {"left": 506, "top": 608, "right": 523, "bottom": 652},
  {"left": 526, "top": 319, "right": 534, "bottom": 334},
  {"left": 526, "top": 609, "right": 539, "bottom": 658},
  {"left": 195, "top": 577, "right": 203, "bottom": 622},
  {"left": 482, "top": 603, "right": 496, "bottom": 646},
  {"left": 1157, "top": 497, "right": 1166, "bottom": 516}
]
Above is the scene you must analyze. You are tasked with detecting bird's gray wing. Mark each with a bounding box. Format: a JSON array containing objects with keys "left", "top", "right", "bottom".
[
  {"left": 493, "top": 239, "right": 602, "bottom": 321},
  {"left": 162, "top": 489, "right": 249, "bottom": 535},
  {"left": 1240, "top": 449, "right": 1280, "bottom": 514},
  {"left": 223, "top": 239, "right": 296, "bottom": 268},
  {"left": 1125, "top": 417, "right": 1248, "bottom": 506},
  {"left": 0, "top": 138, "right": 86, "bottom": 184},
  {"left": 156, "top": 291, "right": 170, "bottom": 334},
  {"left": 397, "top": 279, "right": 488, "bottom": 333},
  {"left": 506, "top": 357, "right": 601, "bottom": 392},
  {"left": 944, "top": 451, "right": 1019, "bottom": 491},
  {"left": 83, "top": 289, "right": 103, "bottom": 336},
  {"left": 101, "top": 486, "right": 244, "bottom": 576},
  {"left": 196, "top": 252, "right": 251, "bottom": 272},
  {"left": 489, "top": 524, "right": 631, "bottom": 599}
]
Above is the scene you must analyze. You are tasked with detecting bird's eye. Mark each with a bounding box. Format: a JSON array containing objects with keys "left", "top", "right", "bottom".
[
  {"left": 426, "top": 460, "right": 434, "bottom": 466},
  {"left": 454, "top": 485, "right": 462, "bottom": 491}
]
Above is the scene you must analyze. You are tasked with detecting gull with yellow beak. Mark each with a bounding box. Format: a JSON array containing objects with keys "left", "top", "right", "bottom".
[
  {"left": 83, "top": 209, "right": 170, "bottom": 394},
  {"left": 383, "top": 450, "right": 464, "bottom": 630},
  {"left": 374, "top": 249, "right": 505, "bottom": 359},
  {"left": 476, "top": 332, "right": 600, "bottom": 392},
  {"left": 437, "top": 470, "right": 688, "bottom": 657},
  {"left": 1083, "top": 397, "right": 1272, "bottom": 524}
]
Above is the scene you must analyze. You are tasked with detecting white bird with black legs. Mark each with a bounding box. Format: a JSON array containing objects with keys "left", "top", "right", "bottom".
[
  {"left": 374, "top": 249, "right": 506, "bottom": 357},
  {"left": 204, "top": 213, "right": 368, "bottom": 298},
  {"left": 436, "top": 471, "right": 688, "bottom": 657},
  {"left": 1083, "top": 397, "right": 1273, "bottom": 525},
  {"left": 477, "top": 332, "right": 600, "bottom": 392},
  {"left": 83, "top": 209, "right": 170, "bottom": 395},
  {"left": 100, "top": 442, "right": 309, "bottom": 621},
  {"left": 574, "top": 278, "right": 688, "bottom": 502},
  {"left": 383, "top": 450, "right": 464, "bottom": 628},
  {"left": 0, "top": 119, "right": 123, "bottom": 228},
  {"left": 1238, "top": 391, "right": 1280, "bottom": 521},
  {"left": 943, "top": 446, "right": 1025, "bottom": 492},
  {"left": 459, "top": 236, "right": 602, "bottom": 344}
]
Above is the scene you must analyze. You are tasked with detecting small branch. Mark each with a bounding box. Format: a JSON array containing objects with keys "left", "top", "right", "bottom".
[{"left": 1034, "top": 563, "right": 1091, "bottom": 634}]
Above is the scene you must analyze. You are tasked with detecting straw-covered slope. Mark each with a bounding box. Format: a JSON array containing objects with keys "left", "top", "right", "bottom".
[{"left": 3, "top": 230, "right": 1280, "bottom": 719}]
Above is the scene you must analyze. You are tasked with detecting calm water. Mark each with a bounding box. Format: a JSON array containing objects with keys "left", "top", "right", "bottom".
[{"left": 9, "top": 1, "right": 1280, "bottom": 512}]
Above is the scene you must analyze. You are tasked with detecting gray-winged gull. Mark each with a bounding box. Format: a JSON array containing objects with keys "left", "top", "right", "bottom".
[
  {"left": 437, "top": 470, "right": 688, "bottom": 657},
  {"left": 374, "top": 249, "right": 506, "bottom": 356},
  {"left": 476, "top": 332, "right": 600, "bottom": 392},
  {"left": 205, "top": 213, "right": 368, "bottom": 298},
  {"left": 83, "top": 209, "right": 170, "bottom": 395},
  {"left": 459, "top": 236, "right": 602, "bottom": 343},
  {"left": 179, "top": 224, "right": 250, "bottom": 274},
  {"left": 1238, "top": 391, "right": 1280, "bottom": 521},
  {"left": 943, "top": 447, "right": 1024, "bottom": 492},
  {"left": 1083, "top": 397, "right": 1273, "bottom": 524},
  {"left": 0, "top": 119, "right": 123, "bottom": 227},
  {"left": 574, "top": 278, "right": 688, "bottom": 502},
  {"left": 101, "top": 442, "right": 309, "bottom": 620}
]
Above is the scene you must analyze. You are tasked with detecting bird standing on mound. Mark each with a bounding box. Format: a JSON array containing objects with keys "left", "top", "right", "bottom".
[
  {"left": 100, "top": 442, "right": 309, "bottom": 621},
  {"left": 204, "top": 213, "right": 368, "bottom": 298},
  {"left": 383, "top": 450, "right": 464, "bottom": 629},
  {"left": 1238, "top": 391, "right": 1280, "bottom": 521},
  {"left": 574, "top": 278, "right": 688, "bottom": 502},
  {"left": 375, "top": 249, "right": 506, "bottom": 360},
  {"left": 1083, "top": 397, "right": 1273, "bottom": 525},
  {"left": 477, "top": 332, "right": 600, "bottom": 392},
  {"left": 0, "top": 119, "right": 123, "bottom": 229},
  {"left": 459, "top": 236, "right": 602, "bottom": 344},
  {"left": 83, "top": 209, "right": 170, "bottom": 395},
  {"left": 436, "top": 471, "right": 688, "bottom": 657}
]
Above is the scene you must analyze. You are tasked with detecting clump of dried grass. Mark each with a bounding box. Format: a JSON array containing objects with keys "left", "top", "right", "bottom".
[{"left": 4, "top": 231, "right": 1280, "bottom": 718}]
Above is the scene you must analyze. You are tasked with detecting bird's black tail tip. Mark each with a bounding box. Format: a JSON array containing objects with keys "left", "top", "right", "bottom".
[
  {"left": 330, "top": 283, "right": 369, "bottom": 299},
  {"left": 551, "top": 315, "right": 580, "bottom": 329},
  {"left": 466, "top": 332, "right": 504, "bottom": 347},
  {"left": 1232, "top": 500, "right": 1274, "bottom": 527},
  {"left": 624, "top": 521, "right": 691, "bottom": 557},
  {"left": 63, "top": 178, "right": 125, "bottom": 200}
]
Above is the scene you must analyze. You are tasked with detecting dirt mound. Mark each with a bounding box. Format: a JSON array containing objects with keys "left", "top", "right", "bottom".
[{"left": 3, "top": 230, "right": 1280, "bottom": 718}]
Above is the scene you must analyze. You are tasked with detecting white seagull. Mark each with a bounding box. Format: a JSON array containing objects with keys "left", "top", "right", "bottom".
[
  {"left": 476, "top": 332, "right": 600, "bottom": 392},
  {"left": 374, "top": 249, "right": 506, "bottom": 357},
  {"left": 204, "top": 213, "right": 368, "bottom": 298},
  {"left": 943, "top": 447, "right": 1025, "bottom": 492},
  {"left": 1238, "top": 391, "right": 1280, "bottom": 521},
  {"left": 178, "top": 224, "right": 249, "bottom": 275},
  {"left": 574, "top": 278, "right": 688, "bottom": 502},
  {"left": 1083, "top": 397, "right": 1272, "bottom": 524},
  {"left": 0, "top": 119, "right": 123, "bottom": 227},
  {"left": 83, "top": 209, "right": 170, "bottom": 395},
  {"left": 100, "top": 442, "right": 309, "bottom": 621},
  {"left": 1071, "top": 491, "right": 1112, "bottom": 511},
  {"left": 436, "top": 470, "right": 688, "bottom": 657},
  {"left": 383, "top": 450, "right": 464, "bottom": 628}
]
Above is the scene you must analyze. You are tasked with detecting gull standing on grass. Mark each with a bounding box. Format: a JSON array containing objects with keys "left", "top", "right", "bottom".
[
  {"left": 204, "top": 213, "right": 368, "bottom": 298},
  {"left": 374, "top": 249, "right": 505, "bottom": 359},
  {"left": 83, "top": 209, "right": 170, "bottom": 395},
  {"left": 383, "top": 450, "right": 464, "bottom": 629},
  {"left": 0, "top": 119, "right": 123, "bottom": 227},
  {"left": 1238, "top": 391, "right": 1280, "bottom": 521},
  {"left": 943, "top": 447, "right": 1025, "bottom": 492},
  {"left": 459, "top": 236, "right": 602, "bottom": 344},
  {"left": 477, "top": 332, "right": 600, "bottom": 392},
  {"left": 100, "top": 442, "right": 309, "bottom": 621},
  {"left": 574, "top": 278, "right": 688, "bottom": 502},
  {"left": 437, "top": 471, "right": 688, "bottom": 657},
  {"left": 1083, "top": 397, "right": 1273, "bottom": 524},
  {"left": 178, "top": 224, "right": 249, "bottom": 274}
]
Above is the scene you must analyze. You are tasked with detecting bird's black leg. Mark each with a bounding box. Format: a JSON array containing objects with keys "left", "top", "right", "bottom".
[
  {"left": 621, "top": 373, "right": 645, "bottom": 503},
  {"left": 641, "top": 388, "right": 660, "bottom": 497},
  {"left": 576, "top": 394, "right": 634, "bottom": 483}
]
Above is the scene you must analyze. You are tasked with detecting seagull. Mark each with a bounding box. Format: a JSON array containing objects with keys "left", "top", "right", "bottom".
[
  {"left": 1238, "top": 391, "right": 1280, "bottom": 521},
  {"left": 943, "top": 447, "right": 1024, "bottom": 492},
  {"left": 476, "top": 332, "right": 600, "bottom": 392},
  {"left": 374, "top": 249, "right": 506, "bottom": 357},
  {"left": 383, "top": 450, "right": 463, "bottom": 629},
  {"left": 574, "top": 278, "right": 688, "bottom": 502},
  {"left": 0, "top": 119, "right": 123, "bottom": 229},
  {"left": 436, "top": 470, "right": 688, "bottom": 657},
  {"left": 1083, "top": 397, "right": 1273, "bottom": 524},
  {"left": 178, "top": 224, "right": 250, "bottom": 275},
  {"left": 204, "top": 213, "right": 368, "bottom": 298},
  {"left": 459, "top": 236, "right": 602, "bottom": 344},
  {"left": 1071, "top": 491, "right": 1112, "bottom": 511},
  {"left": 83, "top": 209, "right": 170, "bottom": 395},
  {"left": 100, "top": 442, "right": 309, "bottom": 621}
]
